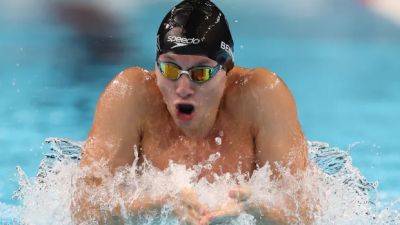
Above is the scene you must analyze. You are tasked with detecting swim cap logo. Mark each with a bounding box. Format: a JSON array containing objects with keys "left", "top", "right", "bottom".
[{"left": 167, "top": 36, "right": 201, "bottom": 49}]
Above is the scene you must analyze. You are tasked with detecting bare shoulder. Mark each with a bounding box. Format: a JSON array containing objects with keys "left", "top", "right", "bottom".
[
  {"left": 93, "top": 66, "right": 161, "bottom": 133},
  {"left": 243, "top": 67, "right": 288, "bottom": 95},
  {"left": 82, "top": 66, "right": 158, "bottom": 169},
  {"left": 104, "top": 67, "right": 154, "bottom": 96},
  {"left": 226, "top": 67, "right": 307, "bottom": 171},
  {"left": 100, "top": 66, "right": 161, "bottom": 110},
  {"left": 226, "top": 66, "right": 286, "bottom": 94},
  {"left": 116, "top": 66, "right": 154, "bottom": 83},
  {"left": 224, "top": 66, "right": 294, "bottom": 118}
]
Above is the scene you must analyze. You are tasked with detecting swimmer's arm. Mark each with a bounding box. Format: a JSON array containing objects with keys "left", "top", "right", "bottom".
[
  {"left": 72, "top": 67, "right": 161, "bottom": 224},
  {"left": 246, "top": 68, "right": 312, "bottom": 224}
]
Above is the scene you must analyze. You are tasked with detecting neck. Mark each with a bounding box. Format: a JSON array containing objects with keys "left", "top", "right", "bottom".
[
  {"left": 171, "top": 87, "right": 227, "bottom": 141},
  {"left": 185, "top": 110, "right": 220, "bottom": 140},
  {"left": 177, "top": 101, "right": 224, "bottom": 141}
]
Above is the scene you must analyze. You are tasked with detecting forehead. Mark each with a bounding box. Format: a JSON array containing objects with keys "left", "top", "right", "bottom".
[{"left": 158, "top": 52, "right": 217, "bottom": 65}]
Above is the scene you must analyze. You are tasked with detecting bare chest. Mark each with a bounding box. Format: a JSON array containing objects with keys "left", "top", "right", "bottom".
[{"left": 141, "top": 113, "right": 256, "bottom": 177}]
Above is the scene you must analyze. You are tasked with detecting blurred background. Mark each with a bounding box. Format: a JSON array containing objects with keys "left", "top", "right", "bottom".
[{"left": 0, "top": 0, "right": 399, "bottom": 208}]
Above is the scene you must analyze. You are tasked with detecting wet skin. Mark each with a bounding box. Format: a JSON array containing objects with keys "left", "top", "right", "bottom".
[{"left": 77, "top": 53, "right": 309, "bottom": 224}]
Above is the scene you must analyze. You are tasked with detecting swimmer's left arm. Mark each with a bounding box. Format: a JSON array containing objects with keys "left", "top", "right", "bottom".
[
  {"left": 200, "top": 68, "right": 314, "bottom": 225},
  {"left": 245, "top": 68, "right": 311, "bottom": 224},
  {"left": 247, "top": 68, "right": 308, "bottom": 174},
  {"left": 198, "top": 68, "right": 316, "bottom": 225}
]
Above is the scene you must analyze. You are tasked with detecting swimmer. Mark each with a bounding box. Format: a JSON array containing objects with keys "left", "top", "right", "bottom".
[{"left": 73, "top": 0, "right": 311, "bottom": 224}]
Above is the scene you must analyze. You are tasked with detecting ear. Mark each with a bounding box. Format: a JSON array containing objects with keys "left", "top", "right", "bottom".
[{"left": 223, "top": 58, "right": 234, "bottom": 72}]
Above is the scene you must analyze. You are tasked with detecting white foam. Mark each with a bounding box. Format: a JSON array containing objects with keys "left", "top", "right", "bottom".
[{"left": 7, "top": 140, "right": 400, "bottom": 225}]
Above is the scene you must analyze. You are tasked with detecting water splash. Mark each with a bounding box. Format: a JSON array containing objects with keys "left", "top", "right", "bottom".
[{"left": 3, "top": 138, "right": 400, "bottom": 225}]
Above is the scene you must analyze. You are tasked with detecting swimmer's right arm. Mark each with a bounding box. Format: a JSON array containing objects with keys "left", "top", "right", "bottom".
[{"left": 71, "top": 67, "right": 167, "bottom": 224}]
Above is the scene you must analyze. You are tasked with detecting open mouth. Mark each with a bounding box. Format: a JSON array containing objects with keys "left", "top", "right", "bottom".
[{"left": 176, "top": 103, "right": 195, "bottom": 115}]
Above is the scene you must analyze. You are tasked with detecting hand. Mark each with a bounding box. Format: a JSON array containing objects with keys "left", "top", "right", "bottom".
[
  {"left": 199, "top": 200, "right": 243, "bottom": 225},
  {"left": 199, "top": 186, "right": 252, "bottom": 225},
  {"left": 172, "top": 187, "right": 210, "bottom": 225},
  {"left": 228, "top": 186, "right": 251, "bottom": 202}
]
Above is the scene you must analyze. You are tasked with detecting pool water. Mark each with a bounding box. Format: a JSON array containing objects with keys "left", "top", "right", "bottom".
[{"left": 1, "top": 0, "right": 399, "bottom": 223}]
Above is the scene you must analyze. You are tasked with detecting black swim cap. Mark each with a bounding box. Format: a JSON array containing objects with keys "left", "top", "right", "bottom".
[{"left": 156, "top": 0, "right": 234, "bottom": 72}]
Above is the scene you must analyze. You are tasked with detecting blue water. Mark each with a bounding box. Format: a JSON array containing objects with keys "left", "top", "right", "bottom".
[{"left": 1, "top": 0, "right": 399, "bottom": 216}]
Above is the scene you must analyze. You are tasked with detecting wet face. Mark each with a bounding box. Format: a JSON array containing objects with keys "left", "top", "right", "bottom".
[{"left": 155, "top": 52, "right": 227, "bottom": 137}]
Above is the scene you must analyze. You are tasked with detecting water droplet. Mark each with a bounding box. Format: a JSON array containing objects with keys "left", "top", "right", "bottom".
[{"left": 215, "top": 137, "right": 222, "bottom": 145}]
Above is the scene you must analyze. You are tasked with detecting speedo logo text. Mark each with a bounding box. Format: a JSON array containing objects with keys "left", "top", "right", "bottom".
[{"left": 167, "top": 36, "right": 201, "bottom": 49}]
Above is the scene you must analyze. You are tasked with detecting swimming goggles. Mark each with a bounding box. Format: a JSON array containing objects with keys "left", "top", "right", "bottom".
[{"left": 156, "top": 60, "right": 222, "bottom": 83}]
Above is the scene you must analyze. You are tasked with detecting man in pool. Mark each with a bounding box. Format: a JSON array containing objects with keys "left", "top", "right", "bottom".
[{"left": 74, "top": 0, "right": 311, "bottom": 224}]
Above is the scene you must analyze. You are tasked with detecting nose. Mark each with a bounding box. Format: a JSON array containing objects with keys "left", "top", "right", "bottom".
[{"left": 175, "top": 73, "right": 194, "bottom": 99}]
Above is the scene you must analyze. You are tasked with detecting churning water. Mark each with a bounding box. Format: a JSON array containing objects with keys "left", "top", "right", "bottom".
[{"left": 0, "top": 138, "right": 397, "bottom": 225}]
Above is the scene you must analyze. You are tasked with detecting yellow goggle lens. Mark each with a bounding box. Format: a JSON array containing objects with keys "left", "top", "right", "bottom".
[
  {"left": 191, "top": 68, "right": 211, "bottom": 82},
  {"left": 160, "top": 63, "right": 181, "bottom": 79}
]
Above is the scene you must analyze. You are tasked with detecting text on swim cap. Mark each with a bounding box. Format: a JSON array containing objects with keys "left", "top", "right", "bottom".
[
  {"left": 167, "top": 36, "right": 201, "bottom": 49},
  {"left": 220, "top": 41, "right": 233, "bottom": 58}
]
